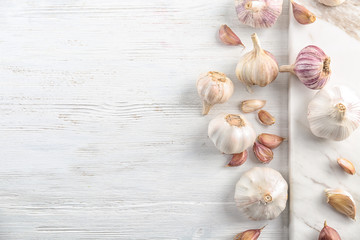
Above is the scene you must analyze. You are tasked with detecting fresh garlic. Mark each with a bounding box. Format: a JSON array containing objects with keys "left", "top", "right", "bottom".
[
  {"left": 280, "top": 45, "right": 331, "bottom": 90},
  {"left": 208, "top": 114, "right": 256, "bottom": 154},
  {"left": 318, "top": 0, "right": 345, "bottom": 6},
  {"left": 253, "top": 142, "right": 273, "bottom": 163},
  {"left": 325, "top": 189, "right": 356, "bottom": 220},
  {"left": 197, "top": 71, "right": 234, "bottom": 115},
  {"left": 219, "top": 25, "right": 245, "bottom": 46},
  {"left": 241, "top": 99, "right": 266, "bottom": 113},
  {"left": 307, "top": 86, "right": 360, "bottom": 141},
  {"left": 235, "top": 33, "right": 279, "bottom": 92},
  {"left": 234, "top": 226, "right": 265, "bottom": 240},
  {"left": 227, "top": 150, "right": 248, "bottom": 167},
  {"left": 234, "top": 0, "right": 283, "bottom": 28},
  {"left": 318, "top": 221, "right": 341, "bottom": 240},
  {"left": 291, "top": 0, "right": 316, "bottom": 25},
  {"left": 258, "top": 110, "right": 275, "bottom": 125},
  {"left": 337, "top": 158, "right": 356, "bottom": 175},
  {"left": 234, "top": 167, "right": 288, "bottom": 220},
  {"left": 258, "top": 133, "right": 285, "bottom": 149}
]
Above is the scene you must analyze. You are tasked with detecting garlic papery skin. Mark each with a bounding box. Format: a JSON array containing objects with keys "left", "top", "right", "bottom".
[
  {"left": 235, "top": 33, "right": 279, "bottom": 92},
  {"left": 208, "top": 114, "right": 256, "bottom": 154},
  {"left": 318, "top": 0, "right": 345, "bottom": 6},
  {"left": 197, "top": 71, "right": 234, "bottom": 115},
  {"left": 279, "top": 45, "right": 331, "bottom": 90},
  {"left": 235, "top": 0, "right": 283, "bottom": 28},
  {"left": 307, "top": 86, "right": 360, "bottom": 141},
  {"left": 234, "top": 167, "right": 288, "bottom": 220}
]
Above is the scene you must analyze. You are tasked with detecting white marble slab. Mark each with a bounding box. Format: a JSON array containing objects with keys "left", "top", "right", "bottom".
[{"left": 288, "top": 1, "right": 360, "bottom": 239}]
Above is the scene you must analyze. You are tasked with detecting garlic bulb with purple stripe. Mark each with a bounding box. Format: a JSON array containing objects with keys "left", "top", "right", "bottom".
[
  {"left": 235, "top": 0, "right": 283, "bottom": 28},
  {"left": 308, "top": 86, "right": 360, "bottom": 141},
  {"left": 279, "top": 45, "right": 331, "bottom": 90}
]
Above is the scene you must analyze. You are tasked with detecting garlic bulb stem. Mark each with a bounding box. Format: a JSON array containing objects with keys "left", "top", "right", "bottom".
[
  {"left": 245, "top": 1, "right": 266, "bottom": 12},
  {"left": 279, "top": 64, "right": 295, "bottom": 74},
  {"left": 334, "top": 103, "right": 346, "bottom": 121},
  {"left": 251, "top": 33, "right": 262, "bottom": 53},
  {"left": 263, "top": 194, "right": 272, "bottom": 203}
]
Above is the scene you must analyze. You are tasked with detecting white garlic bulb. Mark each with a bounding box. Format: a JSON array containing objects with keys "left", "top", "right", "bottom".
[
  {"left": 197, "top": 71, "right": 234, "bottom": 115},
  {"left": 235, "top": 0, "right": 283, "bottom": 28},
  {"left": 234, "top": 167, "right": 288, "bottom": 220},
  {"left": 318, "top": 0, "right": 345, "bottom": 6},
  {"left": 308, "top": 86, "right": 360, "bottom": 141},
  {"left": 236, "top": 33, "right": 279, "bottom": 92},
  {"left": 208, "top": 113, "right": 256, "bottom": 154}
]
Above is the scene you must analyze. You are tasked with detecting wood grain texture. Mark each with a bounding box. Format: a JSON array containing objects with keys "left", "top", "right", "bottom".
[{"left": 0, "top": 0, "right": 289, "bottom": 239}]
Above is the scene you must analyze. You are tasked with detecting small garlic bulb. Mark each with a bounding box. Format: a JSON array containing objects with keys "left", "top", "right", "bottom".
[
  {"left": 308, "top": 86, "right": 360, "bottom": 141},
  {"left": 318, "top": 0, "right": 345, "bottom": 6},
  {"left": 280, "top": 45, "right": 331, "bottom": 90},
  {"left": 197, "top": 71, "right": 234, "bottom": 115},
  {"left": 234, "top": 167, "right": 288, "bottom": 220},
  {"left": 208, "top": 113, "right": 256, "bottom": 154},
  {"left": 235, "top": 33, "right": 279, "bottom": 92},
  {"left": 235, "top": 0, "right": 283, "bottom": 28}
]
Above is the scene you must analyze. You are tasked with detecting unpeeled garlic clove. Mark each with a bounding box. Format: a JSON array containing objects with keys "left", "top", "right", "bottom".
[
  {"left": 258, "top": 133, "right": 285, "bottom": 149},
  {"left": 291, "top": 0, "right": 316, "bottom": 25},
  {"left": 234, "top": 226, "right": 265, "bottom": 240},
  {"left": 318, "top": 221, "right": 341, "bottom": 240},
  {"left": 227, "top": 150, "right": 248, "bottom": 167},
  {"left": 219, "top": 25, "right": 245, "bottom": 46},
  {"left": 241, "top": 99, "right": 266, "bottom": 113},
  {"left": 337, "top": 158, "right": 356, "bottom": 175},
  {"left": 253, "top": 142, "right": 273, "bottom": 163},
  {"left": 325, "top": 189, "right": 356, "bottom": 220},
  {"left": 258, "top": 110, "right": 275, "bottom": 125}
]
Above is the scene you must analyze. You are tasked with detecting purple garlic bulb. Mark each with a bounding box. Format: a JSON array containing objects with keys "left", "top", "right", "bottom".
[
  {"left": 235, "top": 0, "right": 283, "bottom": 28},
  {"left": 280, "top": 45, "right": 331, "bottom": 90}
]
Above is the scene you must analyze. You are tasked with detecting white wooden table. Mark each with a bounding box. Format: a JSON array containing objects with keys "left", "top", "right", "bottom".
[{"left": 0, "top": 1, "right": 290, "bottom": 239}]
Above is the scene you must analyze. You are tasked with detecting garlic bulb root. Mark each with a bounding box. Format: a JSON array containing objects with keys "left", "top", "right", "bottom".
[
  {"left": 234, "top": 167, "right": 288, "bottom": 220},
  {"left": 208, "top": 113, "right": 256, "bottom": 154},
  {"left": 235, "top": 0, "right": 283, "bottom": 28},
  {"left": 236, "top": 33, "right": 279, "bottom": 92},
  {"left": 197, "top": 71, "right": 234, "bottom": 115},
  {"left": 307, "top": 86, "right": 360, "bottom": 141},
  {"left": 280, "top": 45, "right": 331, "bottom": 90}
]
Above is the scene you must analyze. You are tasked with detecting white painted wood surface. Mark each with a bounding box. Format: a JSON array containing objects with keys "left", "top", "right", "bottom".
[{"left": 0, "top": 1, "right": 289, "bottom": 239}]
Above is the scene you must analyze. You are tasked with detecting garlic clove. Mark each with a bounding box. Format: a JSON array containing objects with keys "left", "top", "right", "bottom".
[
  {"left": 234, "top": 167, "right": 288, "bottom": 220},
  {"left": 241, "top": 99, "right": 266, "bottom": 113},
  {"left": 325, "top": 189, "right": 356, "bottom": 220},
  {"left": 280, "top": 45, "right": 331, "bottom": 90},
  {"left": 236, "top": 33, "right": 279, "bottom": 92},
  {"left": 227, "top": 150, "right": 248, "bottom": 167},
  {"left": 258, "top": 110, "right": 275, "bottom": 125},
  {"left": 219, "top": 25, "right": 245, "bottom": 47},
  {"left": 318, "top": 0, "right": 345, "bottom": 6},
  {"left": 253, "top": 142, "right": 273, "bottom": 163},
  {"left": 291, "top": 0, "right": 316, "bottom": 25},
  {"left": 197, "top": 71, "right": 234, "bottom": 115},
  {"left": 307, "top": 86, "right": 360, "bottom": 141},
  {"left": 318, "top": 221, "right": 341, "bottom": 240},
  {"left": 208, "top": 113, "right": 257, "bottom": 154},
  {"left": 337, "top": 158, "right": 356, "bottom": 175},
  {"left": 234, "top": 226, "right": 265, "bottom": 240},
  {"left": 235, "top": 0, "right": 283, "bottom": 28},
  {"left": 258, "top": 133, "right": 285, "bottom": 149}
]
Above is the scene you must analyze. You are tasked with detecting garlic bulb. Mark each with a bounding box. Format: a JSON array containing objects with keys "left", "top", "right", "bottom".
[
  {"left": 197, "top": 71, "right": 234, "bottom": 115},
  {"left": 236, "top": 33, "right": 279, "bottom": 92},
  {"left": 234, "top": 167, "right": 288, "bottom": 220},
  {"left": 308, "top": 86, "right": 360, "bottom": 141},
  {"left": 208, "top": 113, "right": 256, "bottom": 154},
  {"left": 280, "top": 45, "right": 331, "bottom": 90},
  {"left": 235, "top": 0, "right": 283, "bottom": 28},
  {"left": 318, "top": 0, "right": 345, "bottom": 6}
]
